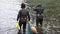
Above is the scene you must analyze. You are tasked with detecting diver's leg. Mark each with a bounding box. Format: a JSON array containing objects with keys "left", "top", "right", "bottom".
[
  {"left": 40, "top": 19, "right": 43, "bottom": 27},
  {"left": 36, "top": 18, "right": 39, "bottom": 27},
  {"left": 18, "top": 21, "right": 22, "bottom": 34},
  {"left": 23, "top": 22, "right": 26, "bottom": 34}
]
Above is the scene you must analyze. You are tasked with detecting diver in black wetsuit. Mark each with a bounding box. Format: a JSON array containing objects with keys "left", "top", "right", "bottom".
[
  {"left": 17, "top": 3, "right": 30, "bottom": 34},
  {"left": 34, "top": 4, "right": 44, "bottom": 27}
]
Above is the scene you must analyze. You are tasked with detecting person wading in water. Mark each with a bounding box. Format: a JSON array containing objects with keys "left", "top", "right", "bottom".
[
  {"left": 17, "top": 3, "right": 30, "bottom": 34},
  {"left": 34, "top": 4, "right": 44, "bottom": 27}
]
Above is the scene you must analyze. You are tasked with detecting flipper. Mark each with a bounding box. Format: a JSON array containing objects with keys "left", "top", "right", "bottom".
[{"left": 16, "top": 21, "right": 20, "bottom": 30}]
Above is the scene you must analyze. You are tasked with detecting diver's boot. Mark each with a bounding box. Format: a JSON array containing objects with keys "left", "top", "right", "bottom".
[
  {"left": 18, "top": 30, "right": 21, "bottom": 34},
  {"left": 23, "top": 31, "right": 26, "bottom": 34},
  {"left": 23, "top": 29, "right": 26, "bottom": 34}
]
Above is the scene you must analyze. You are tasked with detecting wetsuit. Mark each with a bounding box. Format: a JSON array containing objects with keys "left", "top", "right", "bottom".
[
  {"left": 17, "top": 9, "right": 30, "bottom": 34},
  {"left": 34, "top": 6, "right": 44, "bottom": 27}
]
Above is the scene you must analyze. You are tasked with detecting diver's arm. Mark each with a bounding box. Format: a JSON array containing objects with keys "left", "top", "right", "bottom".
[
  {"left": 27, "top": 11, "right": 30, "bottom": 21},
  {"left": 17, "top": 11, "right": 21, "bottom": 21}
]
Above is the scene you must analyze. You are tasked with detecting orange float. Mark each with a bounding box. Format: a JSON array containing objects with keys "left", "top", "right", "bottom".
[{"left": 31, "top": 26, "right": 37, "bottom": 33}]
